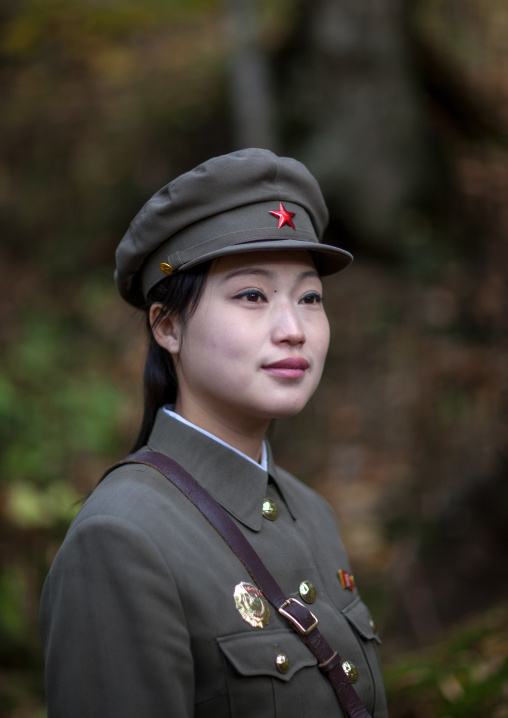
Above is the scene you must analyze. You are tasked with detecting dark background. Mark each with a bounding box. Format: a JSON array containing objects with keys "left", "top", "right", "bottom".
[{"left": 1, "top": 1, "right": 507, "bottom": 715}]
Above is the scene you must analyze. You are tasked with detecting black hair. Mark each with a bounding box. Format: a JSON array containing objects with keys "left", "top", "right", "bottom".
[{"left": 130, "top": 261, "right": 212, "bottom": 452}]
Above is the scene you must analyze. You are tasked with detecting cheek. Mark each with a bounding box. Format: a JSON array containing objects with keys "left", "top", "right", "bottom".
[
  {"left": 208, "top": 314, "right": 254, "bottom": 358},
  {"left": 186, "top": 312, "right": 251, "bottom": 365},
  {"left": 312, "top": 315, "right": 330, "bottom": 363}
]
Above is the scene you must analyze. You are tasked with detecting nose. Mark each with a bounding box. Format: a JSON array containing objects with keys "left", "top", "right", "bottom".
[{"left": 271, "top": 302, "right": 306, "bottom": 346}]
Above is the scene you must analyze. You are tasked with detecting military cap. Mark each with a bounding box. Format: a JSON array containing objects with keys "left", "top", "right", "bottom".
[{"left": 115, "top": 148, "right": 353, "bottom": 306}]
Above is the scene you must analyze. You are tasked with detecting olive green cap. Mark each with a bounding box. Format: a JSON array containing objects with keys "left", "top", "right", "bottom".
[{"left": 115, "top": 148, "right": 353, "bottom": 306}]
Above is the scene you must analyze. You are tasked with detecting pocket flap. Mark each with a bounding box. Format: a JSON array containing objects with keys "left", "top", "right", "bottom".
[
  {"left": 217, "top": 628, "right": 317, "bottom": 682},
  {"left": 342, "top": 598, "right": 381, "bottom": 644}
]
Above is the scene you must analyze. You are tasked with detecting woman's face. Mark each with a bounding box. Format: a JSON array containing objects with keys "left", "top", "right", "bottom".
[{"left": 157, "top": 250, "right": 330, "bottom": 434}]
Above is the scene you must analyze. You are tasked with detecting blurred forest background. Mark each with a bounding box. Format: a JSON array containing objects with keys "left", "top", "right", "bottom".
[{"left": 1, "top": 0, "right": 508, "bottom": 715}]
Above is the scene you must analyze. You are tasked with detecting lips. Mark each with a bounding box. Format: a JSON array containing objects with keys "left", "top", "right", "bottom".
[{"left": 262, "top": 357, "right": 310, "bottom": 379}]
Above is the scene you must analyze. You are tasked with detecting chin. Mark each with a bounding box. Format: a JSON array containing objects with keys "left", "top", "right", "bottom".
[
  {"left": 264, "top": 387, "right": 318, "bottom": 419},
  {"left": 258, "top": 399, "right": 313, "bottom": 420}
]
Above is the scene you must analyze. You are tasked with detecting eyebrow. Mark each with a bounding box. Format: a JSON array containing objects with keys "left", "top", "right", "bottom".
[{"left": 221, "top": 267, "right": 320, "bottom": 282}]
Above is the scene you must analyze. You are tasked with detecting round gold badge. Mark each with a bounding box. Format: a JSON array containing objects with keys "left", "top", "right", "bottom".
[{"left": 233, "top": 582, "right": 270, "bottom": 629}]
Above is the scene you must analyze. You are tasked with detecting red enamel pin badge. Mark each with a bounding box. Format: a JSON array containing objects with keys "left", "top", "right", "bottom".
[
  {"left": 338, "top": 570, "right": 356, "bottom": 591},
  {"left": 270, "top": 202, "right": 296, "bottom": 230}
]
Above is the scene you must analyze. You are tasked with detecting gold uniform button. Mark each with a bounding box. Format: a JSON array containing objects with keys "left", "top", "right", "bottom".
[
  {"left": 369, "top": 617, "right": 377, "bottom": 633},
  {"left": 299, "top": 580, "right": 316, "bottom": 604},
  {"left": 342, "top": 660, "right": 359, "bottom": 684},
  {"left": 275, "top": 653, "right": 290, "bottom": 674},
  {"left": 262, "top": 498, "right": 278, "bottom": 520},
  {"left": 159, "top": 262, "right": 173, "bottom": 275}
]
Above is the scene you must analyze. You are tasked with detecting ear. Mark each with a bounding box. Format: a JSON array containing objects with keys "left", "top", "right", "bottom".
[{"left": 149, "top": 304, "right": 182, "bottom": 357}]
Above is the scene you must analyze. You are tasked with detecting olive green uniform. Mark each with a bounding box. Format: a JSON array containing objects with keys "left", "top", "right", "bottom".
[{"left": 40, "top": 409, "right": 388, "bottom": 717}]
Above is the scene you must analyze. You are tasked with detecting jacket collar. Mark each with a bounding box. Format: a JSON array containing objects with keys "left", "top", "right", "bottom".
[{"left": 147, "top": 408, "right": 291, "bottom": 531}]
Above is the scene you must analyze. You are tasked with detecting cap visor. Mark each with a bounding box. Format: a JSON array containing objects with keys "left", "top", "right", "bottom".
[{"left": 178, "top": 238, "right": 353, "bottom": 276}]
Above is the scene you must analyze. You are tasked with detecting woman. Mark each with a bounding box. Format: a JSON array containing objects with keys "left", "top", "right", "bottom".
[{"left": 40, "top": 149, "right": 388, "bottom": 717}]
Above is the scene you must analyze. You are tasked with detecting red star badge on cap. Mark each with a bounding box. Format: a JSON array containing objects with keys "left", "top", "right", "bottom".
[{"left": 270, "top": 202, "right": 296, "bottom": 230}]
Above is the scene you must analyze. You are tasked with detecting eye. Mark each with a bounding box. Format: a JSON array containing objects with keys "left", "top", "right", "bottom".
[
  {"left": 300, "top": 292, "right": 323, "bottom": 304},
  {"left": 235, "top": 289, "right": 268, "bottom": 303}
]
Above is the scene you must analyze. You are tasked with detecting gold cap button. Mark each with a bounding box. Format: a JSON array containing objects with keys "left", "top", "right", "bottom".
[
  {"left": 159, "top": 262, "right": 173, "bottom": 275},
  {"left": 262, "top": 498, "right": 278, "bottom": 520},
  {"left": 299, "top": 580, "right": 316, "bottom": 604},
  {"left": 342, "top": 660, "right": 359, "bottom": 684},
  {"left": 275, "top": 653, "right": 290, "bottom": 674}
]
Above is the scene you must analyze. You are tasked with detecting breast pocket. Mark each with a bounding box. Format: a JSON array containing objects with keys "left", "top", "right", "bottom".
[
  {"left": 341, "top": 597, "right": 387, "bottom": 716},
  {"left": 342, "top": 597, "right": 381, "bottom": 645},
  {"left": 216, "top": 628, "right": 317, "bottom": 718}
]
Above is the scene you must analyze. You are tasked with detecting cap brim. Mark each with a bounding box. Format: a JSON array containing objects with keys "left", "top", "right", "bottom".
[{"left": 178, "top": 239, "right": 353, "bottom": 276}]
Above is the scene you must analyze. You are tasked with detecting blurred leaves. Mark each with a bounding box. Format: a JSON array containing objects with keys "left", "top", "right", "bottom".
[
  {"left": 384, "top": 606, "right": 508, "bottom": 717},
  {"left": 5, "top": 481, "right": 77, "bottom": 530},
  {"left": 0, "top": 0, "right": 229, "bottom": 276},
  {"left": 0, "top": 279, "right": 135, "bottom": 716},
  {"left": 0, "top": 302, "right": 127, "bottom": 490}
]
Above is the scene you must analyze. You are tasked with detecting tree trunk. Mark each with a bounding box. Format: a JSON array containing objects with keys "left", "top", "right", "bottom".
[
  {"left": 225, "top": 0, "right": 276, "bottom": 150},
  {"left": 274, "top": 0, "right": 446, "bottom": 249}
]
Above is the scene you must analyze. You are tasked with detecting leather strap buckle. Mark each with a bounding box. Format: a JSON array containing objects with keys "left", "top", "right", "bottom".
[{"left": 278, "top": 598, "right": 319, "bottom": 635}]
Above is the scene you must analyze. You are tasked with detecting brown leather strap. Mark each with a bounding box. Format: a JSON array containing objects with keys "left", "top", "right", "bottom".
[{"left": 104, "top": 450, "right": 373, "bottom": 718}]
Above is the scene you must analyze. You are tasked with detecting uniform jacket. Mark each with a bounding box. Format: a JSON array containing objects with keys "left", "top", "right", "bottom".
[{"left": 40, "top": 409, "right": 388, "bottom": 717}]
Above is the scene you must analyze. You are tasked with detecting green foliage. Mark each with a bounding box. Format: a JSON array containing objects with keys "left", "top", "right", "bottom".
[
  {"left": 2, "top": 0, "right": 219, "bottom": 53},
  {"left": 0, "top": 568, "right": 29, "bottom": 644},
  {"left": 0, "top": 283, "right": 133, "bottom": 716},
  {"left": 0, "top": 304, "right": 126, "bottom": 494},
  {"left": 385, "top": 607, "right": 508, "bottom": 717},
  {"left": 5, "top": 481, "right": 78, "bottom": 530}
]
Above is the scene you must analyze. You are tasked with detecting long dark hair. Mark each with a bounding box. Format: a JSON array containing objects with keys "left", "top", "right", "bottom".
[{"left": 131, "top": 261, "right": 212, "bottom": 452}]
